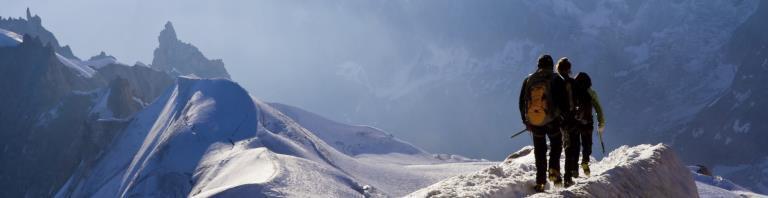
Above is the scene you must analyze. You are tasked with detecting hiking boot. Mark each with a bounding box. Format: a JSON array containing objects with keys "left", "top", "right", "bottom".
[
  {"left": 563, "top": 179, "right": 575, "bottom": 188},
  {"left": 548, "top": 168, "right": 563, "bottom": 187},
  {"left": 533, "top": 183, "right": 546, "bottom": 193},
  {"left": 581, "top": 163, "right": 591, "bottom": 177},
  {"left": 570, "top": 170, "right": 580, "bottom": 178}
]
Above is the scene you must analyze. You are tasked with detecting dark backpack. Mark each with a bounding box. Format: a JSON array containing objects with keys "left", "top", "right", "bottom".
[
  {"left": 572, "top": 72, "right": 594, "bottom": 125},
  {"left": 524, "top": 71, "right": 560, "bottom": 126}
]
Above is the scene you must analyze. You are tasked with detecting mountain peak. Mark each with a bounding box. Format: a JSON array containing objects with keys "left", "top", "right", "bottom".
[
  {"left": 1, "top": 9, "right": 72, "bottom": 58},
  {"left": 158, "top": 21, "right": 177, "bottom": 45},
  {"left": 151, "top": 22, "right": 231, "bottom": 79},
  {"left": 24, "top": 7, "right": 41, "bottom": 25}
]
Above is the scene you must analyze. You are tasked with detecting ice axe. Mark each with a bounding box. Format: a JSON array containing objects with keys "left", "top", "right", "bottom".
[
  {"left": 598, "top": 128, "right": 606, "bottom": 155},
  {"left": 509, "top": 129, "right": 528, "bottom": 139}
]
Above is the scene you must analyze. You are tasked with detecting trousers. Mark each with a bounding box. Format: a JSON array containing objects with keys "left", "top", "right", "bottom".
[
  {"left": 564, "top": 124, "right": 593, "bottom": 180},
  {"left": 531, "top": 123, "right": 562, "bottom": 185}
]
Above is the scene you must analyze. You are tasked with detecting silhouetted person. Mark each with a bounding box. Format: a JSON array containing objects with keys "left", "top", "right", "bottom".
[
  {"left": 572, "top": 72, "right": 605, "bottom": 177},
  {"left": 558, "top": 57, "right": 606, "bottom": 187},
  {"left": 519, "top": 54, "right": 569, "bottom": 192},
  {"left": 557, "top": 57, "right": 579, "bottom": 187}
]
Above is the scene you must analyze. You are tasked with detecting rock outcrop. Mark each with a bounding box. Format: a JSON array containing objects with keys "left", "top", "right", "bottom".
[{"left": 151, "top": 22, "right": 230, "bottom": 79}]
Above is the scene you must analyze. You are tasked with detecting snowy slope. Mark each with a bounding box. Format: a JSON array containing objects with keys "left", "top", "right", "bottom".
[
  {"left": 0, "top": 28, "right": 22, "bottom": 46},
  {"left": 690, "top": 166, "right": 765, "bottom": 198},
  {"left": 56, "top": 53, "right": 96, "bottom": 78},
  {"left": 408, "top": 144, "right": 709, "bottom": 198},
  {"left": 82, "top": 53, "right": 118, "bottom": 69},
  {"left": 56, "top": 77, "right": 493, "bottom": 197},
  {"left": 270, "top": 102, "right": 427, "bottom": 156}
]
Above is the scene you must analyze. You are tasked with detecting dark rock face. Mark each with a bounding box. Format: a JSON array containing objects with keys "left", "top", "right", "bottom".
[
  {"left": 0, "top": 36, "right": 95, "bottom": 198},
  {"left": 151, "top": 22, "right": 230, "bottom": 79},
  {"left": 0, "top": 33, "right": 174, "bottom": 198},
  {"left": 96, "top": 63, "right": 176, "bottom": 105},
  {"left": 107, "top": 77, "right": 143, "bottom": 118}
]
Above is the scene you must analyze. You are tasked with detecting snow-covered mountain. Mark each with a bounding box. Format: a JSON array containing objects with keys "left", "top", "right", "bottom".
[
  {"left": 407, "top": 144, "right": 764, "bottom": 198},
  {"left": 269, "top": 102, "right": 427, "bottom": 156},
  {"left": 55, "top": 77, "right": 492, "bottom": 197},
  {"left": 0, "top": 11, "right": 231, "bottom": 197}
]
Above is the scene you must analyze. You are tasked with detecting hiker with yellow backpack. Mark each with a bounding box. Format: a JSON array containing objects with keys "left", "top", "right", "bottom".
[{"left": 518, "top": 54, "right": 570, "bottom": 192}]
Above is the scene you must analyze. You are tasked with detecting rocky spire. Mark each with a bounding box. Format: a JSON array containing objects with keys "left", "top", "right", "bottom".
[
  {"left": 158, "top": 21, "right": 178, "bottom": 47},
  {"left": 151, "top": 21, "right": 231, "bottom": 79},
  {"left": 24, "top": 8, "right": 41, "bottom": 25}
]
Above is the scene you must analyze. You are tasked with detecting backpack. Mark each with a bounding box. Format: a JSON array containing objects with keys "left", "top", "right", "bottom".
[
  {"left": 572, "top": 72, "right": 593, "bottom": 125},
  {"left": 525, "top": 71, "right": 559, "bottom": 126}
]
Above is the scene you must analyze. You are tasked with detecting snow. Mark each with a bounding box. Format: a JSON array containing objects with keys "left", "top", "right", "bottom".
[
  {"left": 762, "top": 58, "right": 767, "bottom": 70},
  {"left": 190, "top": 146, "right": 277, "bottom": 197},
  {"left": 407, "top": 144, "right": 700, "bottom": 198},
  {"left": 56, "top": 77, "right": 492, "bottom": 197},
  {"left": 56, "top": 53, "right": 96, "bottom": 78},
  {"left": 35, "top": 100, "right": 64, "bottom": 127},
  {"left": 692, "top": 128, "right": 704, "bottom": 138},
  {"left": 134, "top": 61, "right": 149, "bottom": 67},
  {"left": 713, "top": 159, "right": 768, "bottom": 194},
  {"left": 270, "top": 102, "right": 428, "bottom": 156},
  {"left": 732, "top": 119, "right": 751, "bottom": 134},
  {"left": 690, "top": 166, "right": 765, "bottom": 198},
  {"left": 81, "top": 56, "right": 118, "bottom": 69},
  {"left": 335, "top": 61, "right": 373, "bottom": 91},
  {"left": 132, "top": 96, "right": 145, "bottom": 106},
  {"left": 89, "top": 89, "right": 114, "bottom": 120},
  {"left": 0, "top": 28, "right": 23, "bottom": 46},
  {"left": 732, "top": 89, "right": 753, "bottom": 110}
]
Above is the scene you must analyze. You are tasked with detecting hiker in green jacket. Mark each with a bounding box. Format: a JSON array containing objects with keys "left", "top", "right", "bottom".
[
  {"left": 558, "top": 58, "right": 606, "bottom": 187},
  {"left": 573, "top": 72, "right": 605, "bottom": 177}
]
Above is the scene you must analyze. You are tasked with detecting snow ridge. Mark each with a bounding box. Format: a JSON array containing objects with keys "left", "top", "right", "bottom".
[
  {"left": 408, "top": 144, "right": 698, "bottom": 198},
  {"left": 56, "top": 53, "right": 96, "bottom": 78},
  {"left": 0, "top": 28, "right": 23, "bottom": 46}
]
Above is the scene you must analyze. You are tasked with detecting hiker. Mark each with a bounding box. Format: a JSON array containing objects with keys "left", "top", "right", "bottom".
[
  {"left": 571, "top": 72, "right": 605, "bottom": 178},
  {"left": 519, "top": 54, "right": 569, "bottom": 192},
  {"left": 556, "top": 57, "right": 579, "bottom": 187},
  {"left": 559, "top": 57, "right": 606, "bottom": 187}
]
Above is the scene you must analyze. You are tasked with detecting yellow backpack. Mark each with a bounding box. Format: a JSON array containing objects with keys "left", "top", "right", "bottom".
[{"left": 525, "top": 71, "right": 558, "bottom": 126}]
